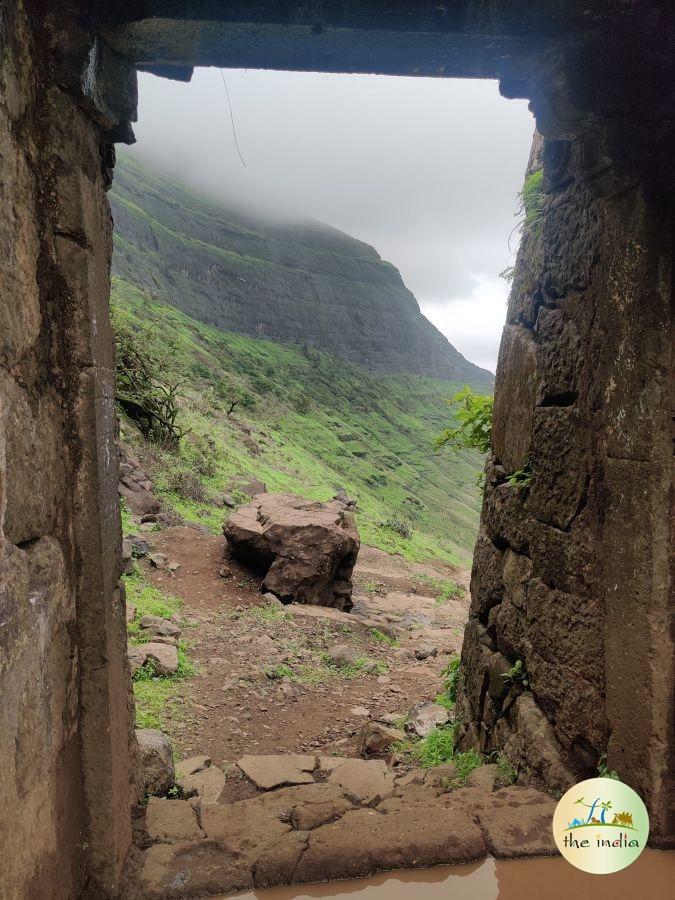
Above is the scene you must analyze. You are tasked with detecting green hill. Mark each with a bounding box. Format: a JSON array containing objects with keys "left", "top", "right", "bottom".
[
  {"left": 110, "top": 156, "right": 492, "bottom": 565},
  {"left": 113, "top": 278, "right": 486, "bottom": 566}
]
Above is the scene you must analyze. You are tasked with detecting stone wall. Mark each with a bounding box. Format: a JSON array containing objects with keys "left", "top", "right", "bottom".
[
  {"left": 0, "top": 2, "right": 135, "bottom": 895},
  {"left": 456, "top": 130, "right": 674, "bottom": 845}
]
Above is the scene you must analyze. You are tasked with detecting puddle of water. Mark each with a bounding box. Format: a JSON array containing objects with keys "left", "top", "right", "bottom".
[{"left": 228, "top": 849, "right": 675, "bottom": 900}]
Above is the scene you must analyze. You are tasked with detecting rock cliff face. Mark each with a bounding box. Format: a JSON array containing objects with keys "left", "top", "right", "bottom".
[{"left": 110, "top": 155, "right": 492, "bottom": 386}]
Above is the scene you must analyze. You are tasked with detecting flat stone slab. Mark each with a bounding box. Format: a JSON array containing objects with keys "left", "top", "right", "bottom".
[
  {"left": 476, "top": 786, "right": 558, "bottom": 857},
  {"left": 139, "top": 761, "right": 563, "bottom": 898},
  {"left": 293, "top": 803, "right": 485, "bottom": 883},
  {"left": 175, "top": 755, "right": 211, "bottom": 780},
  {"left": 145, "top": 797, "right": 204, "bottom": 843},
  {"left": 237, "top": 754, "right": 316, "bottom": 790},
  {"left": 179, "top": 765, "right": 226, "bottom": 803},
  {"left": 326, "top": 758, "right": 396, "bottom": 805}
]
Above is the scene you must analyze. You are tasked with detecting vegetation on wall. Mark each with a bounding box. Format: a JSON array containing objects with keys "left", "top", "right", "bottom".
[
  {"left": 521, "top": 169, "right": 545, "bottom": 232},
  {"left": 435, "top": 387, "right": 493, "bottom": 456}
]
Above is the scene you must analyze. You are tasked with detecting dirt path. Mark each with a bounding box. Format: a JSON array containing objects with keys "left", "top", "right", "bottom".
[{"left": 142, "top": 526, "right": 470, "bottom": 769}]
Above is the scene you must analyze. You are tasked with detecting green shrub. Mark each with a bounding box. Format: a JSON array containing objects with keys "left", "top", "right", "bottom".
[
  {"left": 436, "top": 655, "right": 461, "bottom": 709},
  {"left": 379, "top": 517, "right": 413, "bottom": 540},
  {"left": 435, "top": 387, "right": 492, "bottom": 455},
  {"left": 451, "top": 749, "right": 483, "bottom": 785},
  {"left": 112, "top": 306, "right": 186, "bottom": 447},
  {"left": 495, "top": 752, "right": 518, "bottom": 785},
  {"left": 413, "top": 725, "right": 456, "bottom": 767}
]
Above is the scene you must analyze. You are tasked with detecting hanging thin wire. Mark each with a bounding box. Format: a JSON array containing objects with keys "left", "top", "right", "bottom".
[{"left": 220, "top": 68, "right": 247, "bottom": 168}]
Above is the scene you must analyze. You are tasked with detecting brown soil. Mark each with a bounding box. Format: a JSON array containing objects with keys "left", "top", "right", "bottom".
[{"left": 142, "top": 526, "right": 470, "bottom": 769}]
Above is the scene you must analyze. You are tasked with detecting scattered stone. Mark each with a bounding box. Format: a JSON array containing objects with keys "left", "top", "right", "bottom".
[
  {"left": 140, "top": 614, "right": 163, "bottom": 629},
  {"left": 127, "top": 535, "right": 151, "bottom": 557},
  {"left": 128, "top": 645, "right": 148, "bottom": 676},
  {"left": 376, "top": 674, "right": 390, "bottom": 685},
  {"left": 141, "top": 513, "right": 158, "bottom": 523},
  {"left": 325, "top": 644, "right": 359, "bottom": 668},
  {"left": 144, "top": 642, "right": 179, "bottom": 676},
  {"left": 223, "top": 493, "right": 359, "bottom": 610},
  {"left": 327, "top": 758, "right": 395, "bottom": 805},
  {"left": 234, "top": 476, "right": 267, "bottom": 497},
  {"left": 237, "top": 754, "right": 316, "bottom": 790},
  {"left": 152, "top": 619, "right": 181, "bottom": 638},
  {"left": 145, "top": 797, "right": 204, "bottom": 843},
  {"left": 414, "top": 644, "right": 438, "bottom": 660},
  {"left": 222, "top": 493, "right": 237, "bottom": 509},
  {"left": 218, "top": 565, "right": 232, "bottom": 578},
  {"left": 125, "top": 603, "right": 136, "bottom": 624},
  {"left": 377, "top": 712, "right": 403, "bottom": 726},
  {"left": 349, "top": 706, "right": 370, "bottom": 718},
  {"left": 175, "top": 755, "right": 211, "bottom": 780},
  {"left": 148, "top": 635, "right": 178, "bottom": 647},
  {"left": 405, "top": 702, "right": 450, "bottom": 738},
  {"left": 358, "top": 721, "right": 405, "bottom": 757},
  {"left": 262, "top": 592, "right": 284, "bottom": 606},
  {"left": 167, "top": 561, "right": 181, "bottom": 572},
  {"left": 136, "top": 728, "right": 175, "bottom": 796},
  {"left": 395, "top": 770, "right": 425, "bottom": 789},
  {"left": 148, "top": 552, "right": 169, "bottom": 569},
  {"left": 180, "top": 765, "right": 227, "bottom": 803}
]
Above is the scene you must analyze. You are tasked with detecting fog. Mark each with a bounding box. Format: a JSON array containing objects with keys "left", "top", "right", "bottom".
[{"left": 128, "top": 68, "right": 535, "bottom": 373}]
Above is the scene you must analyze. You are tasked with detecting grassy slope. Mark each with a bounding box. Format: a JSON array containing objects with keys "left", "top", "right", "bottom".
[{"left": 113, "top": 277, "right": 486, "bottom": 566}]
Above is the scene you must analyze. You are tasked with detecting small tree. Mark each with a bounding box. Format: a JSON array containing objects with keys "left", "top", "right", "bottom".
[
  {"left": 435, "top": 387, "right": 493, "bottom": 455},
  {"left": 215, "top": 378, "right": 256, "bottom": 416},
  {"left": 112, "top": 308, "right": 186, "bottom": 448}
]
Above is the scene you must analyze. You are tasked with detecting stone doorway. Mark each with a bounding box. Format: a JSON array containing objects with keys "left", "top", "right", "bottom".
[{"left": 1, "top": 2, "right": 672, "bottom": 896}]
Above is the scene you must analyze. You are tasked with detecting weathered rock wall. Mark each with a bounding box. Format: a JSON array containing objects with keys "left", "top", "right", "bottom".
[
  {"left": 457, "top": 131, "right": 674, "bottom": 844},
  {"left": 0, "top": 2, "right": 134, "bottom": 895}
]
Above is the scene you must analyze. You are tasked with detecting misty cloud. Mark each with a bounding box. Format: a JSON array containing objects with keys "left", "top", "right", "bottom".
[{"left": 128, "top": 68, "right": 535, "bottom": 373}]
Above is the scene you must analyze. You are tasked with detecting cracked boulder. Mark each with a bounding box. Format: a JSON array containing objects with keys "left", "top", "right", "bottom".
[{"left": 223, "top": 493, "right": 360, "bottom": 610}]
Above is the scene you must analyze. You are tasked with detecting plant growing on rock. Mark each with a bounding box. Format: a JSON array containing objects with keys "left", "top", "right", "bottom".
[
  {"left": 436, "top": 655, "right": 461, "bottom": 710},
  {"left": 520, "top": 169, "right": 545, "bottom": 232},
  {"left": 435, "top": 387, "right": 493, "bottom": 456},
  {"left": 501, "top": 659, "right": 529, "bottom": 689},
  {"left": 506, "top": 464, "right": 532, "bottom": 488}
]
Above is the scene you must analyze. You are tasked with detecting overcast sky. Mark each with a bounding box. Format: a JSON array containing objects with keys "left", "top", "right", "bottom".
[{"left": 129, "top": 68, "right": 534, "bottom": 373}]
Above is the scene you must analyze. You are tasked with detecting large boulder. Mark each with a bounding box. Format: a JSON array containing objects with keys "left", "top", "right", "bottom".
[{"left": 223, "top": 493, "right": 360, "bottom": 610}]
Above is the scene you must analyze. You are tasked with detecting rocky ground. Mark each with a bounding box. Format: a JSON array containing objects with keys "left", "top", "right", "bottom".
[
  {"left": 125, "top": 514, "right": 561, "bottom": 898},
  {"left": 139, "top": 526, "right": 469, "bottom": 766},
  {"left": 131, "top": 750, "right": 557, "bottom": 898}
]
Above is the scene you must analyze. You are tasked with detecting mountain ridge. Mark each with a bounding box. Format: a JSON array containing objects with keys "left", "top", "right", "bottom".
[{"left": 110, "top": 153, "right": 493, "bottom": 387}]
